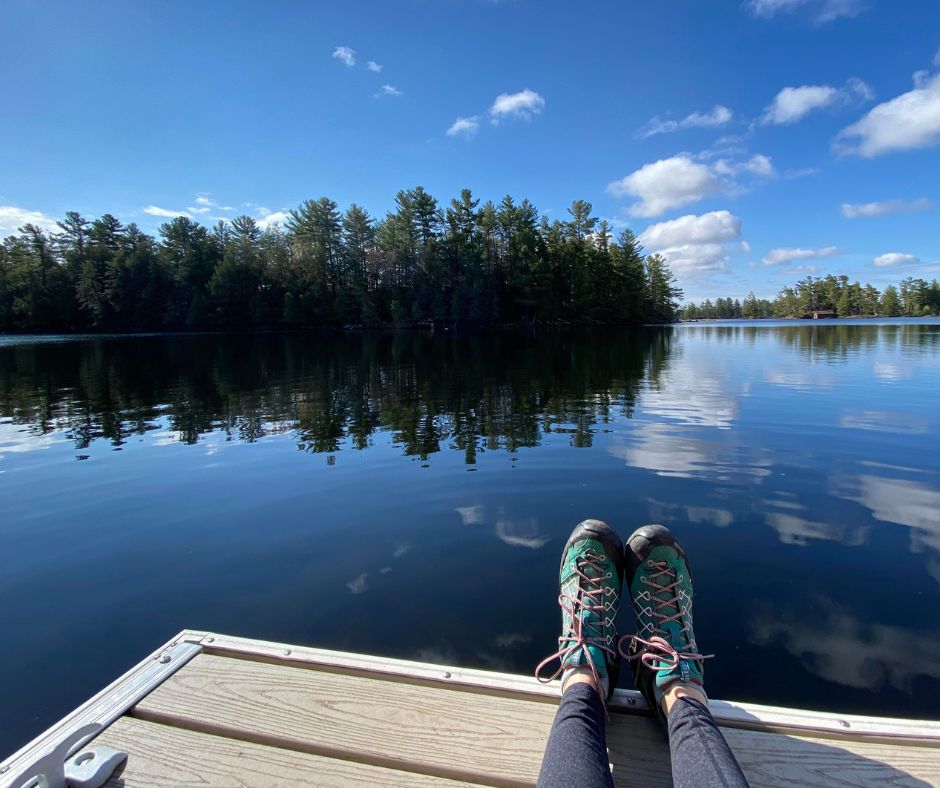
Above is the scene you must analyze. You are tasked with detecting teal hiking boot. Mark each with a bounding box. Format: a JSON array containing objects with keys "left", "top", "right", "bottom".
[
  {"left": 620, "top": 525, "right": 712, "bottom": 725},
  {"left": 536, "top": 519, "right": 625, "bottom": 700}
]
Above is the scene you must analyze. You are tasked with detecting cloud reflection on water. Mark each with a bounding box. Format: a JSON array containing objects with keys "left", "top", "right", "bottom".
[
  {"left": 751, "top": 604, "right": 940, "bottom": 692},
  {"left": 840, "top": 410, "right": 928, "bottom": 434},
  {"left": 612, "top": 423, "right": 773, "bottom": 481},
  {"left": 0, "top": 421, "right": 65, "bottom": 458},
  {"left": 836, "top": 472, "right": 940, "bottom": 554},
  {"left": 640, "top": 365, "right": 740, "bottom": 429},
  {"left": 455, "top": 505, "right": 485, "bottom": 526},
  {"left": 495, "top": 513, "right": 549, "bottom": 549},
  {"left": 648, "top": 498, "right": 734, "bottom": 528},
  {"left": 763, "top": 511, "right": 868, "bottom": 547}
]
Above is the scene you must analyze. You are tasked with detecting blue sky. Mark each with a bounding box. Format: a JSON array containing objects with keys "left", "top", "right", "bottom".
[{"left": 2, "top": 0, "right": 939, "bottom": 302}]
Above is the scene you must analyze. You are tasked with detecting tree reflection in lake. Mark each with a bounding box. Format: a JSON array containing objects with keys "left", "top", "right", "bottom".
[{"left": 0, "top": 330, "right": 672, "bottom": 459}]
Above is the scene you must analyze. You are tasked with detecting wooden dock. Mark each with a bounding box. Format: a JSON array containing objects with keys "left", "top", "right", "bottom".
[{"left": 3, "top": 630, "right": 939, "bottom": 787}]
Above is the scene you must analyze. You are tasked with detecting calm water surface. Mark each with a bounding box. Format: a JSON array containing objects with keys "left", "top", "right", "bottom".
[{"left": 2, "top": 321, "right": 939, "bottom": 755}]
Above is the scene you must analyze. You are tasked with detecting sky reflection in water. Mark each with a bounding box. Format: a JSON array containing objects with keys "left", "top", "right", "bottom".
[{"left": 1, "top": 320, "right": 939, "bottom": 755}]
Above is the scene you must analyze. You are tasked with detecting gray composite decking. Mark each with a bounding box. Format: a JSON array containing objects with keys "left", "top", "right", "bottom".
[{"left": 3, "top": 630, "right": 939, "bottom": 787}]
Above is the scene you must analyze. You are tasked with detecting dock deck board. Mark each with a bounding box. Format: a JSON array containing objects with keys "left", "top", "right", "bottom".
[
  {"left": 4, "top": 631, "right": 939, "bottom": 787},
  {"left": 97, "top": 717, "right": 484, "bottom": 787}
]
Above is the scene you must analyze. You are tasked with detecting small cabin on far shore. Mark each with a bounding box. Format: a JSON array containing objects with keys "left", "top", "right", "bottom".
[{"left": 809, "top": 309, "right": 836, "bottom": 319}]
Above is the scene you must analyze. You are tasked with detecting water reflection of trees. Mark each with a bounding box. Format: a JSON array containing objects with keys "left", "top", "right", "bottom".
[
  {"left": 685, "top": 322, "right": 939, "bottom": 359},
  {"left": 0, "top": 331, "right": 673, "bottom": 462}
]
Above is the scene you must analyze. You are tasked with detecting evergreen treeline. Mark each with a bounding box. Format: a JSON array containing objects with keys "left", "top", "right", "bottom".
[
  {"left": 683, "top": 274, "right": 940, "bottom": 320},
  {"left": 0, "top": 190, "right": 682, "bottom": 332}
]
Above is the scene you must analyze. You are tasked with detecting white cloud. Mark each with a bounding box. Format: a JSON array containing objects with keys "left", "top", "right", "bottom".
[
  {"left": 446, "top": 115, "right": 480, "bottom": 137},
  {"left": 256, "top": 208, "right": 290, "bottom": 229},
  {"left": 872, "top": 252, "right": 920, "bottom": 267},
  {"left": 608, "top": 150, "right": 775, "bottom": 218},
  {"left": 332, "top": 46, "right": 356, "bottom": 67},
  {"left": 760, "top": 245, "right": 843, "bottom": 266},
  {"left": 188, "top": 194, "right": 233, "bottom": 215},
  {"left": 143, "top": 205, "right": 192, "bottom": 219},
  {"left": 846, "top": 76, "right": 875, "bottom": 102},
  {"left": 835, "top": 72, "right": 940, "bottom": 157},
  {"left": 367, "top": 60, "right": 382, "bottom": 73},
  {"left": 639, "top": 105, "right": 733, "bottom": 137},
  {"left": 814, "top": 0, "right": 866, "bottom": 22},
  {"left": 639, "top": 210, "right": 742, "bottom": 250},
  {"left": 376, "top": 84, "right": 401, "bottom": 97},
  {"left": 713, "top": 153, "right": 776, "bottom": 177},
  {"left": 841, "top": 198, "right": 931, "bottom": 218},
  {"left": 761, "top": 78, "right": 872, "bottom": 125},
  {"left": 745, "top": 0, "right": 866, "bottom": 24},
  {"left": 639, "top": 211, "right": 745, "bottom": 280},
  {"left": 651, "top": 243, "right": 731, "bottom": 277},
  {"left": 746, "top": 0, "right": 809, "bottom": 16},
  {"left": 0, "top": 205, "right": 60, "bottom": 236},
  {"left": 607, "top": 155, "right": 721, "bottom": 218},
  {"left": 762, "top": 85, "right": 839, "bottom": 124},
  {"left": 489, "top": 89, "right": 545, "bottom": 123}
]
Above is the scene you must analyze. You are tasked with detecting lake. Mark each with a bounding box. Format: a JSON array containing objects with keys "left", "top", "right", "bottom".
[{"left": 2, "top": 320, "right": 939, "bottom": 756}]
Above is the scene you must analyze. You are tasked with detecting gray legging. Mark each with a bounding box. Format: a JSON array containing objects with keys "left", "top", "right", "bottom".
[{"left": 536, "top": 682, "right": 750, "bottom": 788}]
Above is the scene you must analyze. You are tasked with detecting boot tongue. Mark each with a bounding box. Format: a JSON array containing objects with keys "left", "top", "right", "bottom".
[
  {"left": 569, "top": 557, "right": 608, "bottom": 677},
  {"left": 568, "top": 643, "right": 608, "bottom": 678}
]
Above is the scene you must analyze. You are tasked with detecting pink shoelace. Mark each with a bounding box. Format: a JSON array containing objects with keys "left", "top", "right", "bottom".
[
  {"left": 620, "top": 634, "right": 711, "bottom": 671},
  {"left": 618, "top": 559, "right": 712, "bottom": 673},
  {"left": 535, "top": 550, "right": 615, "bottom": 698}
]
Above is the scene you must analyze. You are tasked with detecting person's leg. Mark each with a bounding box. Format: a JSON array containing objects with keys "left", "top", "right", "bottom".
[
  {"left": 666, "top": 692, "right": 748, "bottom": 788},
  {"left": 621, "top": 524, "right": 749, "bottom": 788},
  {"left": 535, "top": 519, "right": 625, "bottom": 788},
  {"left": 537, "top": 676, "right": 613, "bottom": 788}
]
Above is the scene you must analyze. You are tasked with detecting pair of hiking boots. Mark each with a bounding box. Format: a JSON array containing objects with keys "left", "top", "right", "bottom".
[{"left": 536, "top": 520, "right": 710, "bottom": 725}]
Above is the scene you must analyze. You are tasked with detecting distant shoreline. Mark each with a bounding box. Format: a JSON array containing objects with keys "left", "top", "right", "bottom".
[{"left": 3, "top": 315, "right": 940, "bottom": 343}]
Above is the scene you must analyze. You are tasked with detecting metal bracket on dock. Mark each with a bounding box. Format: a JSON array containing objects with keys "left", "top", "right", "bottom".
[
  {"left": 4, "top": 723, "right": 126, "bottom": 788},
  {"left": 0, "top": 639, "right": 202, "bottom": 788}
]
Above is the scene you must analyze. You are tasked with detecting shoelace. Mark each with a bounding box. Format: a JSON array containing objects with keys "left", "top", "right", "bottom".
[
  {"left": 618, "top": 559, "right": 713, "bottom": 673},
  {"left": 620, "top": 634, "right": 712, "bottom": 671},
  {"left": 535, "top": 551, "right": 615, "bottom": 697}
]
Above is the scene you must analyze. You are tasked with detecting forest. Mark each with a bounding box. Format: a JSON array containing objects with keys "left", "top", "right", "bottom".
[
  {"left": 0, "top": 189, "right": 682, "bottom": 332},
  {"left": 682, "top": 274, "right": 940, "bottom": 320}
]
